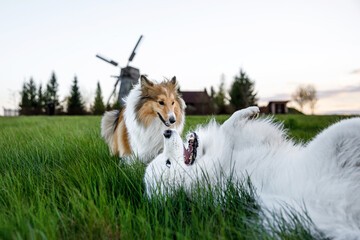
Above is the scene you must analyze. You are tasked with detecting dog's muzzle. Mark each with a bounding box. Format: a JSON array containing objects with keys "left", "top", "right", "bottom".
[
  {"left": 164, "top": 129, "right": 172, "bottom": 139},
  {"left": 169, "top": 116, "right": 176, "bottom": 124},
  {"left": 157, "top": 112, "right": 171, "bottom": 127}
]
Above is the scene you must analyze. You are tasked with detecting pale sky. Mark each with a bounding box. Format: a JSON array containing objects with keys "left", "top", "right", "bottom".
[{"left": 1, "top": 0, "right": 360, "bottom": 115}]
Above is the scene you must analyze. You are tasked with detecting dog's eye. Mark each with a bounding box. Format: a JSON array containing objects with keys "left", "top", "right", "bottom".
[
  {"left": 172, "top": 101, "right": 174, "bottom": 105},
  {"left": 159, "top": 101, "right": 165, "bottom": 105},
  {"left": 166, "top": 159, "right": 171, "bottom": 168}
]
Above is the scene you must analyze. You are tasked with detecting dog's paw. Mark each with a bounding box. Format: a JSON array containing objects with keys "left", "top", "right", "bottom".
[
  {"left": 222, "top": 106, "right": 260, "bottom": 130},
  {"left": 233, "top": 106, "right": 259, "bottom": 120},
  {"left": 246, "top": 106, "right": 260, "bottom": 120}
]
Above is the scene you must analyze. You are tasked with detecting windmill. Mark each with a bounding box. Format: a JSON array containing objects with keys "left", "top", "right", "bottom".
[{"left": 96, "top": 35, "right": 143, "bottom": 107}]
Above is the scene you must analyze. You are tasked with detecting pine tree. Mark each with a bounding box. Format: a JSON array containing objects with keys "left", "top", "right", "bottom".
[
  {"left": 214, "top": 74, "right": 227, "bottom": 114},
  {"left": 28, "top": 78, "right": 37, "bottom": 109},
  {"left": 92, "top": 81, "right": 105, "bottom": 115},
  {"left": 19, "top": 78, "right": 38, "bottom": 115},
  {"left": 19, "top": 82, "right": 30, "bottom": 108},
  {"left": 111, "top": 92, "right": 122, "bottom": 110},
  {"left": 106, "top": 103, "right": 112, "bottom": 111},
  {"left": 229, "top": 69, "right": 258, "bottom": 110},
  {"left": 210, "top": 86, "right": 216, "bottom": 101},
  {"left": 67, "top": 76, "right": 84, "bottom": 115},
  {"left": 45, "top": 71, "right": 59, "bottom": 106},
  {"left": 36, "top": 84, "right": 45, "bottom": 114},
  {"left": 19, "top": 82, "right": 31, "bottom": 115},
  {"left": 208, "top": 86, "right": 217, "bottom": 114}
]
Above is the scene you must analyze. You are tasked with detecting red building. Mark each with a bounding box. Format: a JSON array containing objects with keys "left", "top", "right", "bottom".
[{"left": 181, "top": 90, "right": 213, "bottom": 115}]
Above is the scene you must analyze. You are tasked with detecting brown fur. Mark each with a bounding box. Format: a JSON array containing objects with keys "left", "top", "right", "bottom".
[
  {"left": 135, "top": 76, "right": 183, "bottom": 127},
  {"left": 113, "top": 108, "right": 131, "bottom": 155},
  {"left": 105, "top": 76, "right": 184, "bottom": 158}
]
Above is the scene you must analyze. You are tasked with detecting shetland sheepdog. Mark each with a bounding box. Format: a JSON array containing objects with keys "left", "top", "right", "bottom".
[{"left": 101, "top": 75, "right": 186, "bottom": 163}]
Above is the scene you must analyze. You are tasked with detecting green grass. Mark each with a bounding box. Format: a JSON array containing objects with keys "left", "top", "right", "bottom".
[
  {"left": 0, "top": 114, "right": 350, "bottom": 239},
  {"left": 275, "top": 114, "right": 352, "bottom": 143}
]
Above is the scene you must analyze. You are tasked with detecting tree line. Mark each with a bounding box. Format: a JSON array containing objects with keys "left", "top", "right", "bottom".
[
  {"left": 19, "top": 72, "right": 108, "bottom": 115},
  {"left": 209, "top": 68, "right": 258, "bottom": 114},
  {"left": 209, "top": 68, "right": 318, "bottom": 115},
  {"left": 20, "top": 69, "right": 259, "bottom": 116},
  {"left": 19, "top": 69, "right": 316, "bottom": 116}
]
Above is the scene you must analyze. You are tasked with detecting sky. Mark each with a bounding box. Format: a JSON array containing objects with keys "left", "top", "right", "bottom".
[{"left": 1, "top": 0, "right": 360, "bottom": 115}]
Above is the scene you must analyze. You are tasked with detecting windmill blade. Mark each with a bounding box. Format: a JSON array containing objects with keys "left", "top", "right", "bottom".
[
  {"left": 127, "top": 35, "right": 143, "bottom": 66},
  {"left": 96, "top": 54, "right": 119, "bottom": 67},
  {"left": 106, "top": 89, "right": 116, "bottom": 106},
  {"left": 106, "top": 77, "right": 121, "bottom": 105}
]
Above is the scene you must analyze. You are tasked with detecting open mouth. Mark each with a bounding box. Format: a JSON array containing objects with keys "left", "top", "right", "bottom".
[
  {"left": 184, "top": 132, "right": 198, "bottom": 165},
  {"left": 157, "top": 112, "right": 170, "bottom": 127}
]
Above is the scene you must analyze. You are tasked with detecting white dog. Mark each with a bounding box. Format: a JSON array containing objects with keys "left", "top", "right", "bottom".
[{"left": 145, "top": 106, "right": 360, "bottom": 240}]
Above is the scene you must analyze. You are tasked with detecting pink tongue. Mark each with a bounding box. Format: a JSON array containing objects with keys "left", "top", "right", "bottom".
[{"left": 184, "top": 146, "right": 191, "bottom": 165}]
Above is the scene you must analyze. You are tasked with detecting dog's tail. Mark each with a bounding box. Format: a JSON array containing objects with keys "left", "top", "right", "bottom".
[{"left": 101, "top": 110, "right": 121, "bottom": 154}]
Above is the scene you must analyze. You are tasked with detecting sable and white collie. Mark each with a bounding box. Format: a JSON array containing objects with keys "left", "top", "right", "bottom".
[
  {"left": 145, "top": 107, "right": 360, "bottom": 239},
  {"left": 101, "top": 75, "right": 186, "bottom": 163}
]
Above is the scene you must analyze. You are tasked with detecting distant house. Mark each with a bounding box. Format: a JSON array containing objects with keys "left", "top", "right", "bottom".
[
  {"left": 181, "top": 90, "right": 213, "bottom": 115},
  {"left": 3, "top": 108, "right": 19, "bottom": 117},
  {"left": 259, "top": 101, "right": 289, "bottom": 114}
]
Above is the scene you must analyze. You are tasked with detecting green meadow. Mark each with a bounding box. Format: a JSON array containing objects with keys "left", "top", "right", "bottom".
[{"left": 0, "top": 114, "right": 352, "bottom": 239}]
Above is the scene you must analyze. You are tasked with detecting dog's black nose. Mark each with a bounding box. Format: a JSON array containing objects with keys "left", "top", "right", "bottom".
[
  {"left": 164, "top": 130, "right": 172, "bottom": 138},
  {"left": 169, "top": 117, "right": 176, "bottom": 124}
]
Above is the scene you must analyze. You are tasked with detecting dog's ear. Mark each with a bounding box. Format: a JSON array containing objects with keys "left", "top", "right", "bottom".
[
  {"left": 141, "top": 75, "right": 154, "bottom": 88},
  {"left": 170, "top": 76, "right": 179, "bottom": 89}
]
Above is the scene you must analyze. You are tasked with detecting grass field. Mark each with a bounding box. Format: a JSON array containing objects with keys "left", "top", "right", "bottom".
[{"left": 0, "top": 114, "right": 352, "bottom": 239}]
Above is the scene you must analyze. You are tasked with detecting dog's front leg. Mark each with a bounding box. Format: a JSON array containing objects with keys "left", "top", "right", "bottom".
[{"left": 221, "top": 106, "right": 260, "bottom": 131}]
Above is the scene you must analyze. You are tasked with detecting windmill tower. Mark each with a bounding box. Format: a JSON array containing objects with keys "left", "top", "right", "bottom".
[{"left": 96, "top": 35, "right": 143, "bottom": 107}]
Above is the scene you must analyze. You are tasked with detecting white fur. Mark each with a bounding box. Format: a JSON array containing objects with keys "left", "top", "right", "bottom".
[
  {"left": 122, "top": 82, "right": 186, "bottom": 163},
  {"left": 145, "top": 107, "right": 360, "bottom": 239},
  {"left": 101, "top": 110, "right": 119, "bottom": 149}
]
